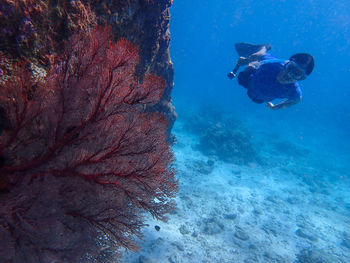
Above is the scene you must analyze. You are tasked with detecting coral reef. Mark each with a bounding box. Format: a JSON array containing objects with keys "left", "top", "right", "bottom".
[
  {"left": 0, "top": 0, "right": 176, "bottom": 137},
  {"left": 0, "top": 0, "right": 97, "bottom": 65},
  {"left": 0, "top": 27, "right": 177, "bottom": 263},
  {"left": 196, "top": 124, "right": 259, "bottom": 165},
  {"left": 183, "top": 107, "right": 260, "bottom": 165}
]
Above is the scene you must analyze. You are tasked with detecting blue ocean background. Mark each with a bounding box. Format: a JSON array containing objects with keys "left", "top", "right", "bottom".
[
  {"left": 124, "top": 0, "right": 350, "bottom": 262},
  {"left": 171, "top": 0, "right": 350, "bottom": 165}
]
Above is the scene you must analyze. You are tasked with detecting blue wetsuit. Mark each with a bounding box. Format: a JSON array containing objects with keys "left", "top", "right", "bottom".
[{"left": 239, "top": 54, "right": 302, "bottom": 104}]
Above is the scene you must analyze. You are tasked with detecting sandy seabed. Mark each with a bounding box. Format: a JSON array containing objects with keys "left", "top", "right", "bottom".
[{"left": 123, "top": 119, "right": 350, "bottom": 263}]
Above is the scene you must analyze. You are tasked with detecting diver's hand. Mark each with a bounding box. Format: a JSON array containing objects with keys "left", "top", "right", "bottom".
[
  {"left": 267, "top": 99, "right": 299, "bottom": 110},
  {"left": 266, "top": 100, "right": 301, "bottom": 110},
  {"left": 237, "top": 56, "right": 248, "bottom": 66},
  {"left": 227, "top": 72, "right": 236, "bottom": 79}
]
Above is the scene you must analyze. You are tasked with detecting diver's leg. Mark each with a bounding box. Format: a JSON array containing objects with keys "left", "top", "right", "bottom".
[
  {"left": 235, "top": 43, "right": 272, "bottom": 57},
  {"left": 238, "top": 66, "right": 256, "bottom": 88},
  {"left": 247, "top": 90, "right": 264, "bottom": 104}
]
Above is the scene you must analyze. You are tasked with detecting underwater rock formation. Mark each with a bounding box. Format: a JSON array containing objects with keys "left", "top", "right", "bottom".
[
  {"left": 92, "top": 0, "right": 176, "bottom": 138},
  {"left": 196, "top": 124, "right": 259, "bottom": 165},
  {"left": 0, "top": 26, "right": 177, "bottom": 263},
  {"left": 0, "top": 0, "right": 176, "bottom": 137},
  {"left": 183, "top": 107, "right": 259, "bottom": 165}
]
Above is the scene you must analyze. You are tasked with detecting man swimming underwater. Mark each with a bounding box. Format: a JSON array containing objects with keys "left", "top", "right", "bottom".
[{"left": 227, "top": 43, "right": 314, "bottom": 110}]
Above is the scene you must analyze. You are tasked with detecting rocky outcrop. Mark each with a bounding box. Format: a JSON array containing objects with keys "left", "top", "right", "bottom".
[
  {"left": 0, "top": 0, "right": 176, "bottom": 138},
  {"left": 91, "top": 0, "right": 176, "bottom": 139}
]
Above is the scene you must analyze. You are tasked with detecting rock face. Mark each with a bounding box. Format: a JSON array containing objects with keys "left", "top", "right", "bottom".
[
  {"left": 0, "top": 0, "right": 176, "bottom": 137},
  {"left": 91, "top": 0, "right": 176, "bottom": 138}
]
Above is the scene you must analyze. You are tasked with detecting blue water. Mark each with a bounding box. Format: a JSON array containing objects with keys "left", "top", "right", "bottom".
[
  {"left": 170, "top": 0, "right": 350, "bottom": 166},
  {"left": 126, "top": 0, "right": 350, "bottom": 262}
]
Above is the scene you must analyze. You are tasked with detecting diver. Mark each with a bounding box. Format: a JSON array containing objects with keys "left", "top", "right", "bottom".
[{"left": 227, "top": 43, "right": 314, "bottom": 110}]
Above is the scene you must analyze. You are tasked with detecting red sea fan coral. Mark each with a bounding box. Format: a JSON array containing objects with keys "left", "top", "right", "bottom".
[{"left": 0, "top": 26, "right": 177, "bottom": 263}]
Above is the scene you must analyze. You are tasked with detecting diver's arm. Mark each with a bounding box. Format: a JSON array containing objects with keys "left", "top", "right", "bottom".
[
  {"left": 228, "top": 46, "right": 268, "bottom": 79},
  {"left": 267, "top": 97, "right": 301, "bottom": 110},
  {"left": 228, "top": 45, "right": 270, "bottom": 79}
]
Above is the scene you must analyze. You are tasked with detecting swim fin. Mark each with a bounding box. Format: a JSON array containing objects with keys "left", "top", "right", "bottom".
[{"left": 235, "top": 43, "right": 272, "bottom": 57}]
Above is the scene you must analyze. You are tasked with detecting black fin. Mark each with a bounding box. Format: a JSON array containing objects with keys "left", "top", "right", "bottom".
[{"left": 235, "top": 43, "right": 272, "bottom": 57}]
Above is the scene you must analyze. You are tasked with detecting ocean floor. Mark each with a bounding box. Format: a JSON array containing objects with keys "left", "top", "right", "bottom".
[{"left": 123, "top": 113, "right": 350, "bottom": 263}]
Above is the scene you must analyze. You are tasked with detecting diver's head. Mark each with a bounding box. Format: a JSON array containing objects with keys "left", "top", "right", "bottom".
[{"left": 277, "top": 53, "right": 314, "bottom": 84}]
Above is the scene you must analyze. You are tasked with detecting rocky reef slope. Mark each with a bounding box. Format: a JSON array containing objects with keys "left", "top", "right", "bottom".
[{"left": 0, "top": 0, "right": 176, "bottom": 136}]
